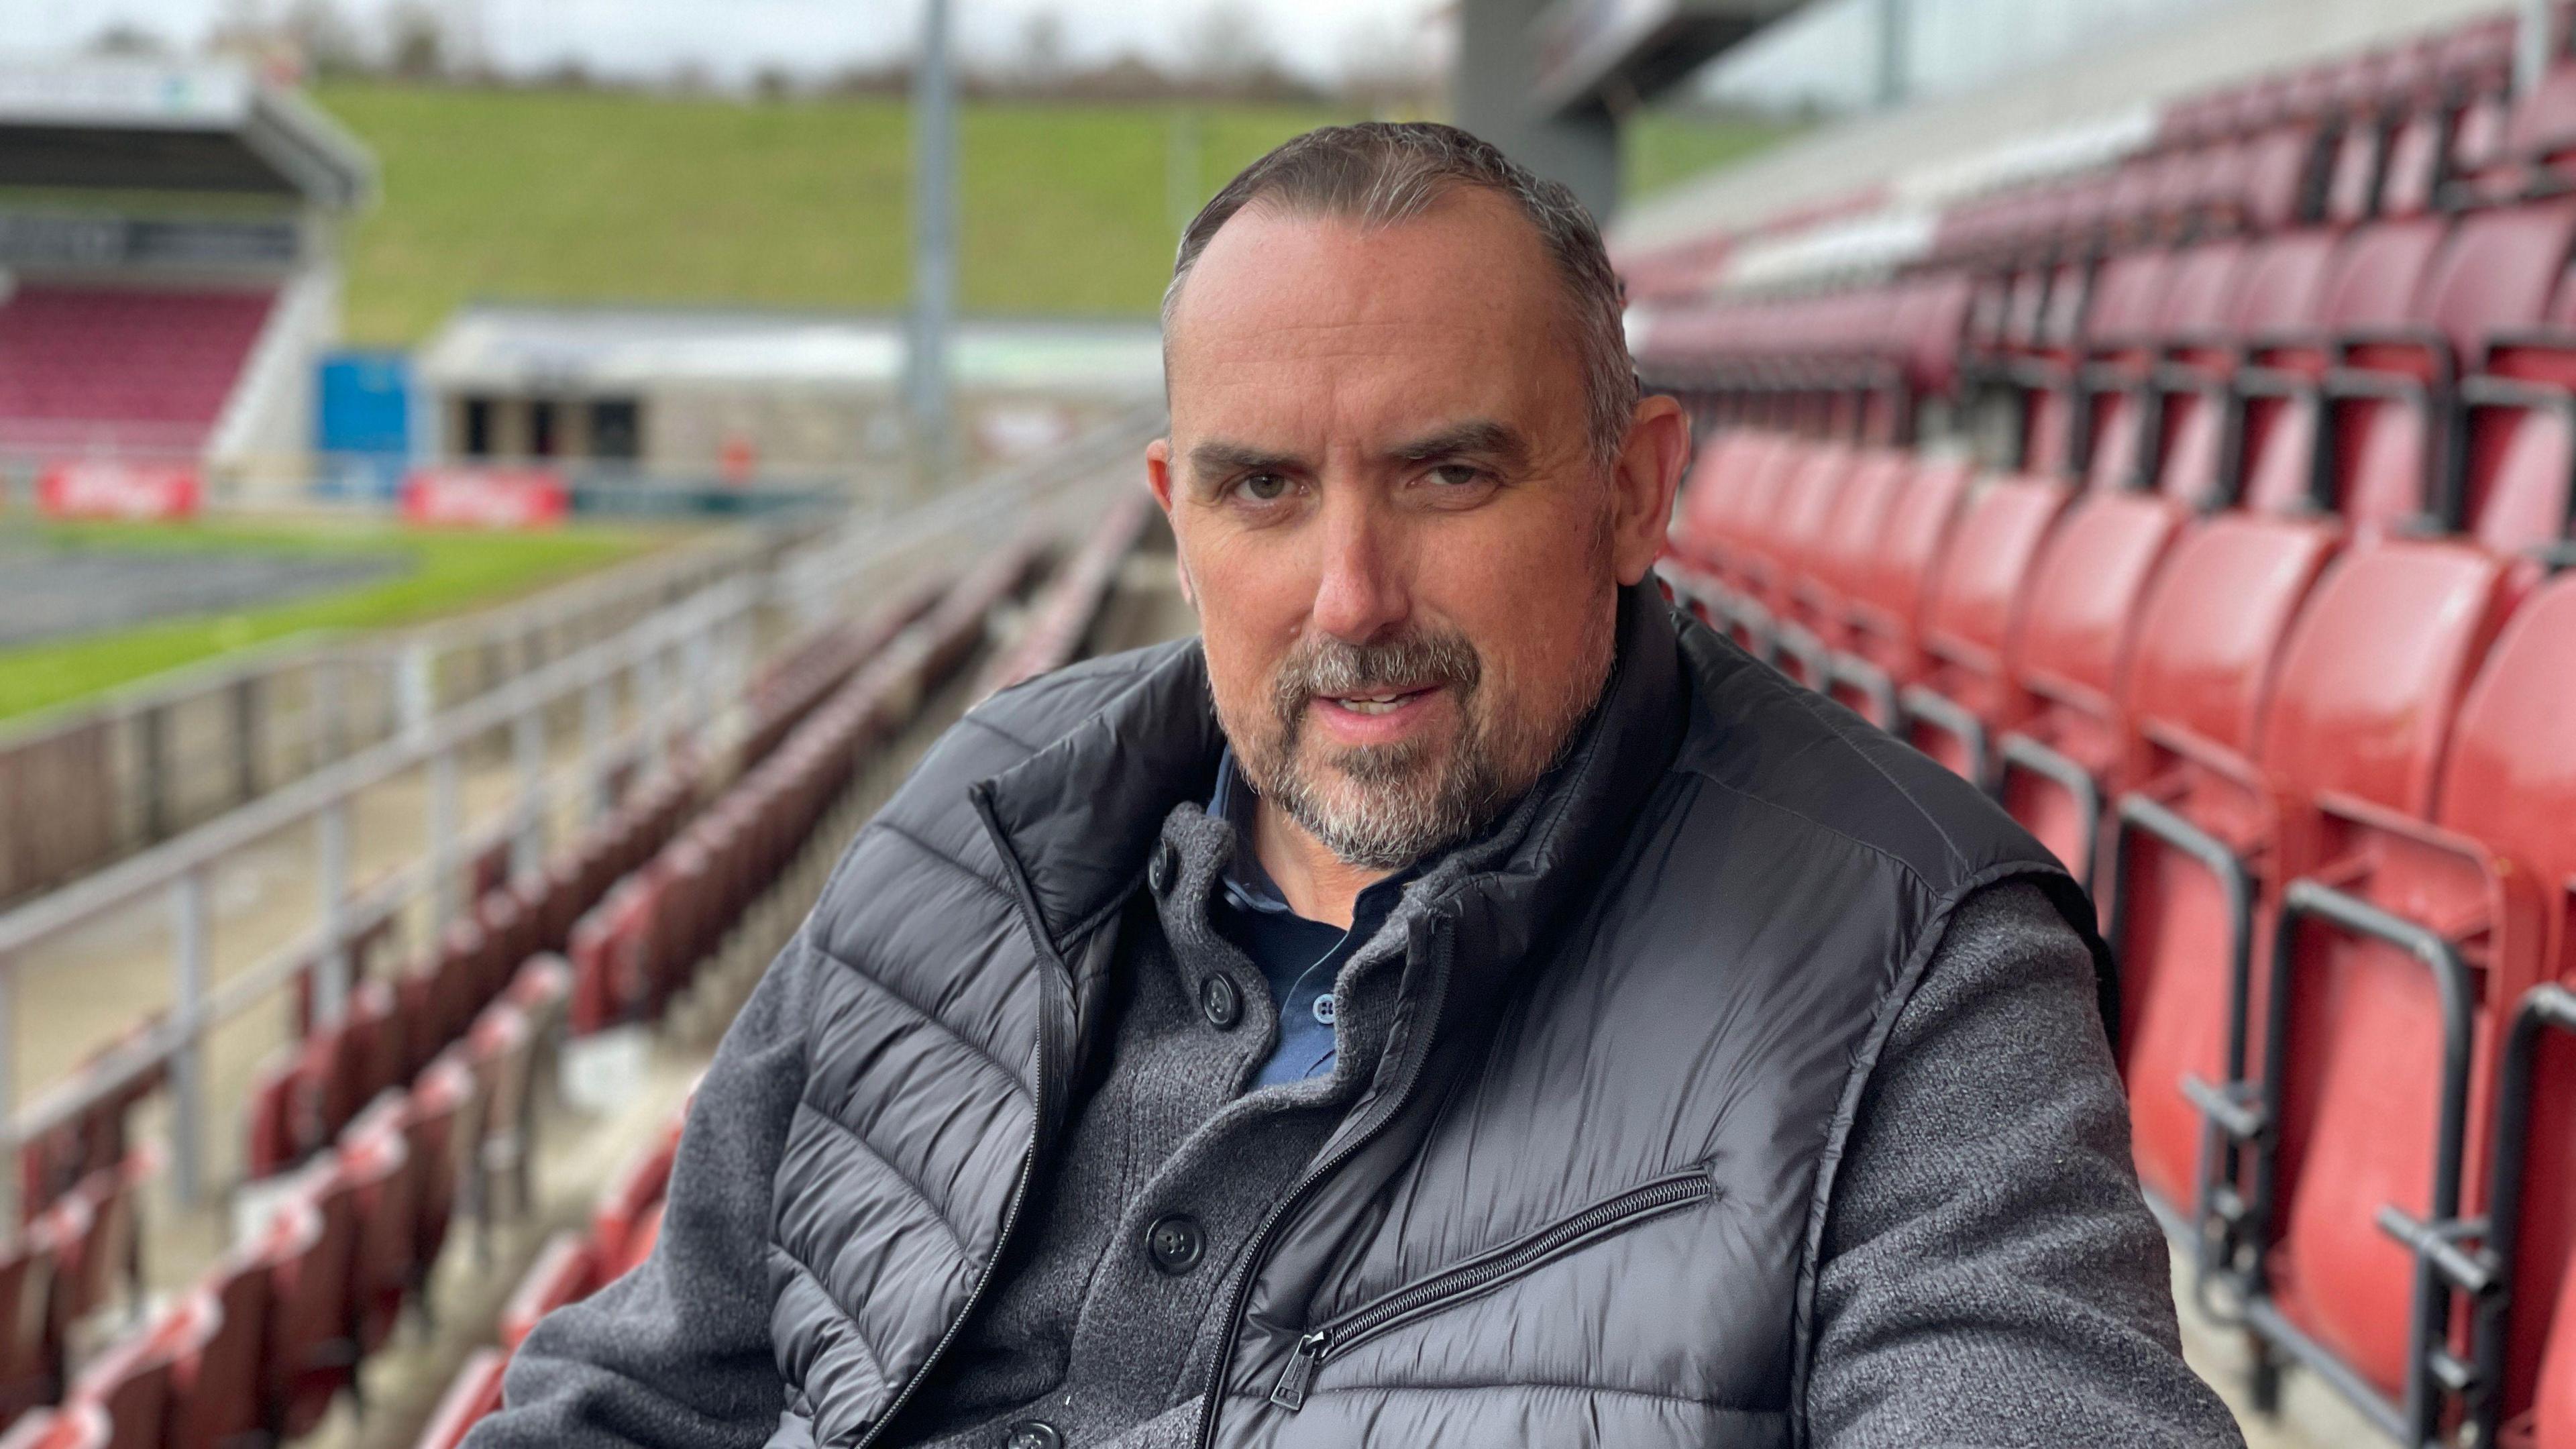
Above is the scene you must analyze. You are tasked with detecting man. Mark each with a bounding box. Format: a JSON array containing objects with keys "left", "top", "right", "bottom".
[{"left": 468, "top": 123, "right": 2243, "bottom": 1448}]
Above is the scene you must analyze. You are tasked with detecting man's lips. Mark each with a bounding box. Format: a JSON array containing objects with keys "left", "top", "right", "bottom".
[{"left": 1306, "top": 684, "right": 1448, "bottom": 743}]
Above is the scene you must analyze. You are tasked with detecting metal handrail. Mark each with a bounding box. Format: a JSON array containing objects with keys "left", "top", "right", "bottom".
[{"left": 0, "top": 409, "right": 1164, "bottom": 1212}]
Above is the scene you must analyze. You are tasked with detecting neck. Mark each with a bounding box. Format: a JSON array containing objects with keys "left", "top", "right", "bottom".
[{"left": 1250, "top": 796, "right": 1392, "bottom": 930}]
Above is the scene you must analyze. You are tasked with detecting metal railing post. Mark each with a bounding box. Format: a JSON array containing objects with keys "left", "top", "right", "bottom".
[
  {"left": 513, "top": 706, "right": 545, "bottom": 877},
  {"left": 168, "top": 869, "right": 207, "bottom": 1208},
  {"left": 584, "top": 675, "right": 613, "bottom": 820},
  {"left": 0, "top": 952, "right": 16, "bottom": 1229},
  {"left": 315, "top": 799, "right": 351, "bottom": 1026},
  {"left": 429, "top": 747, "right": 460, "bottom": 928}
]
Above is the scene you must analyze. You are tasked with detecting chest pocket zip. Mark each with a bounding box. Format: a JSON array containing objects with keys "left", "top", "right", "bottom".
[{"left": 1268, "top": 1164, "right": 1718, "bottom": 1411}]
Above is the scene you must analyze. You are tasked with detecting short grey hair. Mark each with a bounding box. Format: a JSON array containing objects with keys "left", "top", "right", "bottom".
[{"left": 1162, "top": 121, "right": 1639, "bottom": 472}]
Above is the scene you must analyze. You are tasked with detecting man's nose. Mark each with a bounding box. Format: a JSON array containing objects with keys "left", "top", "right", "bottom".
[{"left": 1307, "top": 492, "right": 1408, "bottom": 644}]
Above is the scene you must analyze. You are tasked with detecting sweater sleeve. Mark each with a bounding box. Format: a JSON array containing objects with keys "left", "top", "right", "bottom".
[
  {"left": 1805, "top": 880, "right": 2246, "bottom": 1449},
  {"left": 462, "top": 924, "right": 817, "bottom": 1449}
]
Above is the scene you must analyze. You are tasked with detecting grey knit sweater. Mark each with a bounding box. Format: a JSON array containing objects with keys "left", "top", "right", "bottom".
[{"left": 472, "top": 827, "right": 2244, "bottom": 1448}]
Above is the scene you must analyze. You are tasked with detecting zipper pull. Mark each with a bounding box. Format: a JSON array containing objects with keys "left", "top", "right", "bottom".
[{"left": 1268, "top": 1330, "right": 1332, "bottom": 1411}]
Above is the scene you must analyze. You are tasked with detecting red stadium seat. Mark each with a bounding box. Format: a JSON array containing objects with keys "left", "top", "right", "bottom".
[
  {"left": 341, "top": 1109, "right": 420, "bottom": 1355},
  {"left": 254, "top": 1180, "right": 359, "bottom": 1441},
  {"left": 402, "top": 1051, "right": 476, "bottom": 1296},
  {"left": 1752, "top": 444, "right": 1861, "bottom": 685},
  {"left": 0, "top": 1235, "right": 56, "bottom": 1423},
  {"left": 68, "top": 1295, "right": 191, "bottom": 1449},
  {"left": 590, "top": 1117, "right": 682, "bottom": 1276},
  {"left": 414, "top": 1347, "right": 507, "bottom": 1449},
  {"left": 1830, "top": 457, "right": 1975, "bottom": 727},
  {"left": 0, "top": 1405, "right": 109, "bottom": 1449},
  {"left": 2196, "top": 543, "right": 2514, "bottom": 1432},
  {"left": 498, "top": 1231, "right": 596, "bottom": 1352},
  {"left": 1899, "top": 476, "right": 2071, "bottom": 786},
  {"left": 2103, "top": 513, "right": 2342, "bottom": 1222},
  {"left": 166, "top": 1263, "right": 266, "bottom": 1449},
  {"left": 1992, "top": 492, "right": 2192, "bottom": 889},
  {"left": 1772, "top": 449, "right": 1916, "bottom": 684},
  {"left": 0, "top": 286, "right": 276, "bottom": 455},
  {"left": 2315, "top": 199, "right": 2576, "bottom": 534}
]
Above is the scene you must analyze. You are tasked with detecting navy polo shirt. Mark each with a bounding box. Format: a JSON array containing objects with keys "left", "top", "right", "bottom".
[{"left": 1205, "top": 749, "right": 1417, "bottom": 1090}]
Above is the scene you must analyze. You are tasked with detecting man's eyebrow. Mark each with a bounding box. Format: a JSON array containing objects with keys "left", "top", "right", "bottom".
[
  {"left": 1187, "top": 440, "right": 1304, "bottom": 480},
  {"left": 1388, "top": 421, "right": 1531, "bottom": 468}
]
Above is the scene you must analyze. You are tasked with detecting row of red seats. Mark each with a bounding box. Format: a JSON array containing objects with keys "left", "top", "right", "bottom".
[
  {"left": 1665, "top": 427, "right": 2576, "bottom": 1445},
  {"left": 0, "top": 537, "right": 1013, "bottom": 1444},
  {"left": 0, "top": 965, "right": 554, "bottom": 1449},
  {"left": 421, "top": 511, "right": 1156, "bottom": 1449},
  {"left": 1635, "top": 11, "right": 2576, "bottom": 472},
  {"left": 564, "top": 543, "right": 1040, "bottom": 1036},
  {"left": 413, "top": 1105, "right": 689, "bottom": 1449}
]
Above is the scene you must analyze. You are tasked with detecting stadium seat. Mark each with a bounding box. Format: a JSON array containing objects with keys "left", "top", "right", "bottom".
[
  {"left": 0, "top": 286, "right": 277, "bottom": 454},
  {"left": 340, "top": 1109, "right": 420, "bottom": 1356},
  {"left": 0, "top": 1236, "right": 57, "bottom": 1423},
  {"left": 2186, "top": 542, "right": 2515, "bottom": 1430},
  {"left": 498, "top": 1231, "right": 596, "bottom": 1352},
  {"left": 1751, "top": 443, "right": 1861, "bottom": 684},
  {"left": 1898, "top": 476, "right": 2072, "bottom": 786},
  {"left": 2314, "top": 198, "right": 2576, "bottom": 534},
  {"left": 1771, "top": 449, "right": 1915, "bottom": 684},
  {"left": 67, "top": 1296, "right": 186, "bottom": 1449},
  {"left": 1991, "top": 492, "right": 2192, "bottom": 889},
  {"left": 2143, "top": 229, "right": 2341, "bottom": 507},
  {"left": 254, "top": 1180, "right": 358, "bottom": 1441},
  {"left": 463, "top": 1003, "right": 538, "bottom": 1228},
  {"left": 590, "top": 1118, "right": 682, "bottom": 1277},
  {"left": 414, "top": 1347, "right": 507, "bottom": 1449},
  {"left": 36, "top": 1147, "right": 153, "bottom": 1343},
  {"left": 402, "top": 1051, "right": 476, "bottom": 1301},
  {"left": 2241, "top": 575, "right": 2576, "bottom": 1444},
  {"left": 165, "top": 1265, "right": 266, "bottom": 1449},
  {"left": 0, "top": 1405, "right": 108, "bottom": 1449},
  {"left": 2102, "top": 513, "right": 2342, "bottom": 1223},
  {"left": 1829, "top": 456, "right": 1976, "bottom": 727}
]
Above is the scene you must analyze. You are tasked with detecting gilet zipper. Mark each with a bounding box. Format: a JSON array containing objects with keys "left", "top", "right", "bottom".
[
  {"left": 1193, "top": 916, "right": 1456, "bottom": 1449},
  {"left": 1265, "top": 1166, "right": 1716, "bottom": 1411}
]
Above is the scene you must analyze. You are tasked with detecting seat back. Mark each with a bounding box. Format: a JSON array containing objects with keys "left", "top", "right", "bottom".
[
  {"left": 2257, "top": 541, "right": 2512, "bottom": 817},
  {"left": 167, "top": 1266, "right": 265, "bottom": 1449},
  {"left": 258, "top": 1174, "right": 358, "bottom": 1440},
  {"left": 1759, "top": 443, "right": 1859, "bottom": 613},
  {"left": 1908, "top": 476, "right": 2070, "bottom": 775},
  {"left": 2244, "top": 543, "right": 2513, "bottom": 1397},
  {"left": 2438, "top": 578, "right": 2576, "bottom": 1421},
  {"left": 1798, "top": 449, "right": 1913, "bottom": 631},
  {"left": 2109, "top": 514, "right": 2342, "bottom": 1209},
  {"left": 415, "top": 1348, "right": 508, "bottom": 1449},
  {"left": 1998, "top": 492, "right": 2190, "bottom": 871},
  {"left": 2228, "top": 230, "right": 2343, "bottom": 345}
]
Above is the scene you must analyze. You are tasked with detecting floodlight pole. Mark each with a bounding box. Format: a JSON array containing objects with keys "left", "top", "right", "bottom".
[
  {"left": 2520, "top": 0, "right": 2555, "bottom": 96},
  {"left": 1876, "top": 0, "right": 1909, "bottom": 110},
  {"left": 909, "top": 0, "right": 958, "bottom": 488}
]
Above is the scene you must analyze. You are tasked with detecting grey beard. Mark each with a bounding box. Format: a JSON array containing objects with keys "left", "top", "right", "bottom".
[{"left": 1232, "top": 623, "right": 1608, "bottom": 873}]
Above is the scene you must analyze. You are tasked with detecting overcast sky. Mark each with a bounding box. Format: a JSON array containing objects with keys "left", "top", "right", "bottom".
[{"left": 11, "top": 0, "right": 1455, "bottom": 85}]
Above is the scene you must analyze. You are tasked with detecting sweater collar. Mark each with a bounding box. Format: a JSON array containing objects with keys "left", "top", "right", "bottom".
[{"left": 972, "top": 580, "right": 1688, "bottom": 977}]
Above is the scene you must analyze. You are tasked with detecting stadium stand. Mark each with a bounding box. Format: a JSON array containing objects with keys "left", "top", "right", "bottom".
[
  {"left": 407, "top": 496, "right": 1159, "bottom": 1449},
  {"left": 0, "top": 496, "right": 1166, "bottom": 1443},
  {"left": 1644, "top": 5, "right": 2576, "bottom": 1442},
  {"left": 0, "top": 59, "right": 368, "bottom": 492}
]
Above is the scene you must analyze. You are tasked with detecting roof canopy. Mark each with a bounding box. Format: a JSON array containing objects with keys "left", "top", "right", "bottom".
[
  {"left": 0, "top": 61, "right": 373, "bottom": 208},
  {"left": 1529, "top": 0, "right": 1809, "bottom": 117}
]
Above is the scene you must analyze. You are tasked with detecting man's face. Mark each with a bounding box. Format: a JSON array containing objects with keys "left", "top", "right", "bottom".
[{"left": 1146, "top": 190, "right": 1680, "bottom": 869}]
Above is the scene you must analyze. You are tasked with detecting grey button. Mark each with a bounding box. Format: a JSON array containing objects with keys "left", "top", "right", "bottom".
[
  {"left": 1146, "top": 1213, "right": 1205, "bottom": 1275},
  {"left": 1005, "top": 1420, "right": 1062, "bottom": 1449},
  {"left": 1148, "top": 840, "right": 1178, "bottom": 894},
  {"left": 1201, "top": 974, "right": 1242, "bottom": 1030}
]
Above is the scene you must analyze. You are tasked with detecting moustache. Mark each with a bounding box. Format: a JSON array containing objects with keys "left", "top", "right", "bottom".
[{"left": 1269, "top": 631, "right": 1483, "bottom": 735}]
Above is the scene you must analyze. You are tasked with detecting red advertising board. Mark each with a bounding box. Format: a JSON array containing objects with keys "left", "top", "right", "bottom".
[
  {"left": 399, "top": 467, "right": 571, "bottom": 529},
  {"left": 36, "top": 460, "right": 203, "bottom": 521}
]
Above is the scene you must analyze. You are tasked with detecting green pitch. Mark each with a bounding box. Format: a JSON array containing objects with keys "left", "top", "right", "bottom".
[
  {"left": 0, "top": 517, "right": 658, "bottom": 724},
  {"left": 311, "top": 83, "right": 1793, "bottom": 345}
]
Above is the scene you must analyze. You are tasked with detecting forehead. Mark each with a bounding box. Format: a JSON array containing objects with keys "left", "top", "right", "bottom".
[{"left": 1163, "top": 190, "right": 1579, "bottom": 439}]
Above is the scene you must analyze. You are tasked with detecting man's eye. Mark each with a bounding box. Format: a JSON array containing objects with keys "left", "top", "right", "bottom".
[
  {"left": 1238, "top": 472, "right": 1291, "bottom": 502},
  {"left": 1428, "top": 464, "right": 1485, "bottom": 488}
]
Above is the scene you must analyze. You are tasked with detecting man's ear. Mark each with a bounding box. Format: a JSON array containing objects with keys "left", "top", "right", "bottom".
[
  {"left": 1144, "top": 437, "right": 1199, "bottom": 610},
  {"left": 1607, "top": 395, "right": 1690, "bottom": 588}
]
